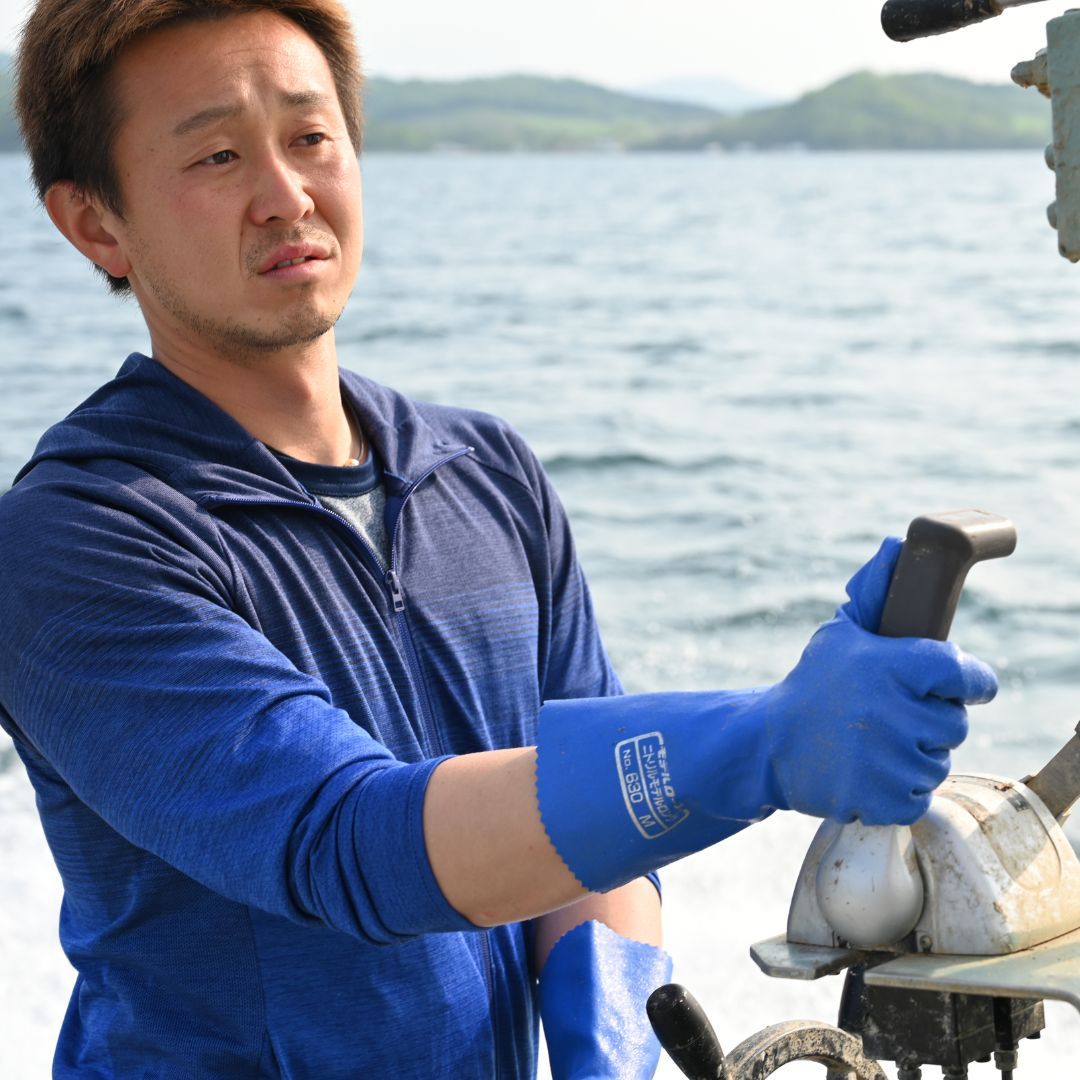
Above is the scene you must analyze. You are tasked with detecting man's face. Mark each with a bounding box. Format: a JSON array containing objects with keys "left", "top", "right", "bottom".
[{"left": 105, "top": 11, "right": 363, "bottom": 362}]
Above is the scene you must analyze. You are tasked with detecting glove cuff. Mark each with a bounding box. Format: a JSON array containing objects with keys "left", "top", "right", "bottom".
[
  {"left": 539, "top": 920, "right": 673, "bottom": 1080},
  {"left": 535, "top": 692, "right": 780, "bottom": 892}
]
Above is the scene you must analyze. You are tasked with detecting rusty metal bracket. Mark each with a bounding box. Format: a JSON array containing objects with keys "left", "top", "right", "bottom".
[
  {"left": 723, "top": 1019, "right": 887, "bottom": 1079},
  {"left": 648, "top": 985, "right": 887, "bottom": 1080}
]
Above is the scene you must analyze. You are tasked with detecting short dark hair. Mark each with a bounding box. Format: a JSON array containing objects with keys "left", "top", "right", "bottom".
[{"left": 16, "top": 0, "right": 364, "bottom": 293}]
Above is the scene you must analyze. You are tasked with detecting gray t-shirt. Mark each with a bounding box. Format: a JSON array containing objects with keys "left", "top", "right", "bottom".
[{"left": 270, "top": 443, "right": 391, "bottom": 570}]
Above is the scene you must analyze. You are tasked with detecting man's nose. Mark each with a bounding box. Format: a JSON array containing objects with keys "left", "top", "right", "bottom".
[{"left": 249, "top": 152, "right": 315, "bottom": 225}]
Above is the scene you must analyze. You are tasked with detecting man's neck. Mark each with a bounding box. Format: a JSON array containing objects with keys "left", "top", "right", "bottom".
[{"left": 148, "top": 331, "right": 357, "bottom": 467}]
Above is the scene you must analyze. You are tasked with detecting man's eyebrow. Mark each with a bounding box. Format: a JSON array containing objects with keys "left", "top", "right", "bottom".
[
  {"left": 172, "top": 91, "right": 334, "bottom": 138},
  {"left": 281, "top": 90, "right": 332, "bottom": 110},
  {"left": 172, "top": 104, "right": 242, "bottom": 138}
]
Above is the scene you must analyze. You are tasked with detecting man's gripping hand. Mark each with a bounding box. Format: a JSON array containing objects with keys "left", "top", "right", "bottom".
[
  {"left": 533, "top": 537, "right": 999, "bottom": 895},
  {"left": 762, "top": 536, "right": 998, "bottom": 825}
]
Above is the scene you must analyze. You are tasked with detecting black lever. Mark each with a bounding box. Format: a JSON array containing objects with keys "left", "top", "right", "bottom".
[
  {"left": 646, "top": 984, "right": 728, "bottom": 1080},
  {"left": 882, "top": 0, "right": 1002, "bottom": 42},
  {"left": 881, "top": 0, "right": 1044, "bottom": 43},
  {"left": 877, "top": 509, "right": 1016, "bottom": 640}
]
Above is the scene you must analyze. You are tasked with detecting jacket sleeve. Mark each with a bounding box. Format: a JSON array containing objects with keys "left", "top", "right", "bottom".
[
  {"left": 505, "top": 430, "right": 624, "bottom": 704},
  {"left": 0, "top": 469, "right": 474, "bottom": 945}
]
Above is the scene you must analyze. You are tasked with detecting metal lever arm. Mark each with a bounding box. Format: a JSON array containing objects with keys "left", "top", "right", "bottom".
[{"left": 1025, "top": 719, "right": 1080, "bottom": 822}]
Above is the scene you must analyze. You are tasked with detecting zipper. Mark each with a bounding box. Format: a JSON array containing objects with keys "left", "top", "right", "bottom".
[
  {"left": 385, "top": 448, "right": 474, "bottom": 573},
  {"left": 367, "top": 448, "right": 498, "bottom": 1067},
  {"left": 478, "top": 929, "right": 500, "bottom": 1078},
  {"left": 380, "top": 447, "right": 474, "bottom": 758},
  {"left": 202, "top": 446, "right": 474, "bottom": 758},
  {"left": 386, "top": 569, "right": 405, "bottom": 613},
  {"left": 206, "top": 455, "right": 501, "bottom": 1062}
]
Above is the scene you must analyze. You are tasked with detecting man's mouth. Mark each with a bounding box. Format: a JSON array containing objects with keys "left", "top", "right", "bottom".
[
  {"left": 256, "top": 242, "right": 332, "bottom": 275},
  {"left": 272, "top": 256, "right": 318, "bottom": 270}
]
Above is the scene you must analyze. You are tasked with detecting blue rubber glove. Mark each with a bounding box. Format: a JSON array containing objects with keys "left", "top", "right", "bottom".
[
  {"left": 539, "top": 920, "right": 673, "bottom": 1080},
  {"left": 761, "top": 535, "right": 997, "bottom": 823},
  {"left": 535, "top": 538, "right": 997, "bottom": 892}
]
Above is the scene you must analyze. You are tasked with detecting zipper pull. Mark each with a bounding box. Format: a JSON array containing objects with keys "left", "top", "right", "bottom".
[{"left": 386, "top": 569, "right": 406, "bottom": 613}]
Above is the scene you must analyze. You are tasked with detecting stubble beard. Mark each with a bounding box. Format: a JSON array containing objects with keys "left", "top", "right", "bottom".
[
  {"left": 161, "top": 293, "right": 343, "bottom": 366},
  {"left": 131, "top": 231, "right": 346, "bottom": 366}
]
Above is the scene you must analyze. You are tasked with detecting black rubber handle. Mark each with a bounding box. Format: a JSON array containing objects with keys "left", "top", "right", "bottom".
[
  {"left": 882, "top": 0, "right": 1003, "bottom": 42},
  {"left": 878, "top": 510, "right": 1016, "bottom": 640},
  {"left": 646, "top": 984, "right": 727, "bottom": 1080}
]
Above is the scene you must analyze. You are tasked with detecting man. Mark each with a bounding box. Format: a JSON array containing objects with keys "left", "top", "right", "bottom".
[{"left": 0, "top": 1, "right": 996, "bottom": 1077}]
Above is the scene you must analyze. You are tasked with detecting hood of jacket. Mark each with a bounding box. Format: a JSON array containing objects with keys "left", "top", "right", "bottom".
[{"left": 13, "top": 353, "right": 473, "bottom": 504}]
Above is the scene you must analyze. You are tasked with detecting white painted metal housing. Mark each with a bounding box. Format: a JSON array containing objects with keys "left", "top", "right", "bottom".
[{"left": 787, "top": 774, "right": 1080, "bottom": 956}]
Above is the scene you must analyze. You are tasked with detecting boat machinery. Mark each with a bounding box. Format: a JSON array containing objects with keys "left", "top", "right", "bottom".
[{"left": 645, "top": 3, "right": 1080, "bottom": 1074}]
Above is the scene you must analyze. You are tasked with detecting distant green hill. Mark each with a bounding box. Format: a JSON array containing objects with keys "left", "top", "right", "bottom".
[
  {"left": 362, "top": 75, "right": 718, "bottom": 151},
  {"left": 364, "top": 71, "right": 1052, "bottom": 152},
  {"left": 642, "top": 72, "right": 1051, "bottom": 151},
  {"left": 0, "top": 64, "right": 1053, "bottom": 154}
]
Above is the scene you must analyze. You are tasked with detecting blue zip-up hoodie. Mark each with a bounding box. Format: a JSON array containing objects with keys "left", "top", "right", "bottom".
[{"left": 0, "top": 353, "right": 622, "bottom": 1079}]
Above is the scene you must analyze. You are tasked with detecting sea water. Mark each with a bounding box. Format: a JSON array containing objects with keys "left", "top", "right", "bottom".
[{"left": 3, "top": 149, "right": 1080, "bottom": 1076}]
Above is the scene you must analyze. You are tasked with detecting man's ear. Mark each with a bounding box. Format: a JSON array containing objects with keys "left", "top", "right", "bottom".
[{"left": 43, "top": 182, "right": 132, "bottom": 280}]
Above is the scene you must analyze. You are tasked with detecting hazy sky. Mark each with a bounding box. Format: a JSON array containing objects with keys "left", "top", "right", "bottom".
[{"left": 0, "top": 0, "right": 1067, "bottom": 97}]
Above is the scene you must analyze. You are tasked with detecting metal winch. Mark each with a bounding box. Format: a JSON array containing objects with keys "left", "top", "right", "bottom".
[
  {"left": 644, "top": 4, "right": 1080, "bottom": 1076},
  {"left": 649, "top": 510, "right": 1080, "bottom": 1078}
]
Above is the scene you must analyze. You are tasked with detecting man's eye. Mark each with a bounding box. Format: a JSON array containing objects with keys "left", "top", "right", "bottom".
[
  {"left": 297, "top": 133, "right": 325, "bottom": 147},
  {"left": 202, "top": 149, "right": 236, "bottom": 166}
]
